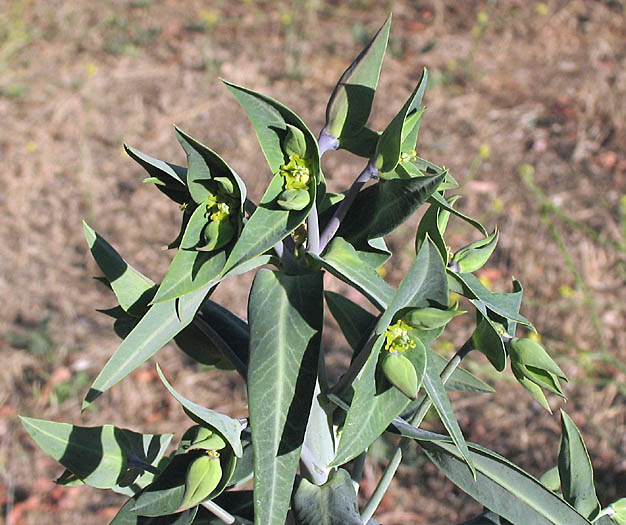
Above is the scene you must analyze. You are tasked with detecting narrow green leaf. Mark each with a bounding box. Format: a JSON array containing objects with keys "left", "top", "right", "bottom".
[
  {"left": 325, "top": 16, "right": 391, "bottom": 140},
  {"left": 558, "top": 410, "right": 600, "bottom": 519},
  {"left": 83, "top": 222, "right": 157, "bottom": 315},
  {"left": 419, "top": 439, "right": 591, "bottom": 525},
  {"left": 429, "top": 191, "right": 488, "bottom": 235},
  {"left": 83, "top": 283, "right": 212, "bottom": 410},
  {"left": 247, "top": 270, "right": 323, "bottom": 525},
  {"left": 292, "top": 469, "right": 362, "bottom": 525},
  {"left": 112, "top": 494, "right": 197, "bottom": 525},
  {"left": 427, "top": 349, "right": 495, "bottom": 393},
  {"left": 324, "top": 291, "right": 377, "bottom": 351},
  {"left": 450, "top": 272, "right": 533, "bottom": 329},
  {"left": 310, "top": 237, "right": 394, "bottom": 311},
  {"left": 373, "top": 69, "right": 428, "bottom": 173},
  {"left": 422, "top": 357, "right": 475, "bottom": 477},
  {"left": 338, "top": 172, "right": 445, "bottom": 244},
  {"left": 124, "top": 143, "right": 189, "bottom": 205},
  {"left": 330, "top": 336, "right": 426, "bottom": 467},
  {"left": 471, "top": 303, "right": 507, "bottom": 372},
  {"left": 20, "top": 417, "right": 171, "bottom": 491},
  {"left": 156, "top": 365, "right": 244, "bottom": 458}
]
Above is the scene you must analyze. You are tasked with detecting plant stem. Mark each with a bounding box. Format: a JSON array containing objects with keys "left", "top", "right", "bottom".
[
  {"left": 318, "top": 127, "right": 339, "bottom": 157},
  {"left": 201, "top": 499, "right": 236, "bottom": 524},
  {"left": 360, "top": 339, "right": 473, "bottom": 523},
  {"left": 307, "top": 199, "right": 320, "bottom": 255},
  {"left": 300, "top": 443, "right": 329, "bottom": 485},
  {"left": 318, "top": 160, "right": 378, "bottom": 253}
]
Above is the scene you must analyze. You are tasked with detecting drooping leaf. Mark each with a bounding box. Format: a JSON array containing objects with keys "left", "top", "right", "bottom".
[
  {"left": 292, "top": 468, "right": 362, "bottom": 525},
  {"left": 338, "top": 172, "right": 445, "bottom": 244},
  {"left": 83, "top": 222, "right": 157, "bottom": 316},
  {"left": 20, "top": 417, "right": 171, "bottom": 491},
  {"left": 429, "top": 191, "right": 488, "bottom": 235},
  {"left": 124, "top": 143, "right": 189, "bottom": 205},
  {"left": 471, "top": 303, "right": 508, "bottom": 372},
  {"left": 310, "top": 237, "right": 394, "bottom": 311},
  {"left": 324, "top": 16, "right": 391, "bottom": 141},
  {"left": 247, "top": 270, "right": 323, "bottom": 525},
  {"left": 558, "top": 410, "right": 600, "bottom": 519},
  {"left": 419, "top": 439, "right": 592, "bottom": 525},
  {"left": 156, "top": 365, "right": 244, "bottom": 458},
  {"left": 422, "top": 357, "right": 475, "bottom": 477},
  {"left": 82, "top": 283, "right": 212, "bottom": 410}
]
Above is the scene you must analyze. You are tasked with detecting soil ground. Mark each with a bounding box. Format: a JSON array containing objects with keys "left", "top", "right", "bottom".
[{"left": 1, "top": 1, "right": 625, "bottom": 523}]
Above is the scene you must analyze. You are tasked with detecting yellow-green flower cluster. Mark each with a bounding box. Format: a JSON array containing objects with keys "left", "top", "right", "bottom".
[
  {"left": 384, "top": 320, "right": 417, "bottom": 353},
  {"left": 207, "top": 193, "right": 233, "bottom": 222},
  {"left": 399, "top": 149, "right": 418, "bottom": 164},
  {"left": 280, "top": 154, "right": 311, "bottom": 191}
]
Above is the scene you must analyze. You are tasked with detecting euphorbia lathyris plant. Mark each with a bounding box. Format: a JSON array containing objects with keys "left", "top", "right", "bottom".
[{"left": 21, "top": 15, "right": 622, "bottom": 525}]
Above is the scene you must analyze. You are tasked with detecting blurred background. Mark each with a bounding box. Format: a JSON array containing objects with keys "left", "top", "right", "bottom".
[{"left": 1, "top": 0, "right": 624, "bottom": 523}]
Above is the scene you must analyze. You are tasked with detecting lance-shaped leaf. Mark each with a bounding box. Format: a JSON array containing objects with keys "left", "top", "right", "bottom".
[
  {"left": 156, "top": 365, "right": 244, "bottom": 458},
  {"left": 324, "top": 16, "right": 391, "bottom": 142},
  {"left": 338, "top": 172, "right": 445, "bottom": 244},
  {"left": 558, "top": 410, "right": 600, "bottom": 519},
  {"left": 82, "top": 282, "right": 212, "bottom": 410},
  {"left": 471, "top": 302, "right": 508, "bottom": 372},
  {"left": 419, "top": 439, "right": 592, "bottom": 525},
  {"left": 247, "top": 270, "right": 323, "bottom": 525},
  {"left": 310, "top": 237, "right": 394, "bottom": 311},
  {"left": 292, "top": 468, "right": 362, "bottom": 525},
  {"left": 174, "top": 127, "right": 247, "bottom": 208},
  {"left": 112, "top": 495, "right": 197, "bottom": 525},
  {"left": 153, "top": 204, "right": 228, "bottom": 303},
  {"left": 20, "top": 417, "right": 171, "bottom": 491},
  {"left": 449, "top": 272, "right": 533, "bottom": 329},
  {"left": 429, "top": 191, "right": 487, "bottom": 235},
  {"left": 331, "top": 240, "right": 444, "bottom": 466},
  {"left": 83, "top": 222, "right": 157, "bottom": 316},
  {"left": 124, "top": 143, "right": 189, "bottom": 205},
  {"left": 422, "top": 356, "right": 475, "bottom": 477},
  {"left": 373, "top": 69, "right": 428, "bottom": 173}
]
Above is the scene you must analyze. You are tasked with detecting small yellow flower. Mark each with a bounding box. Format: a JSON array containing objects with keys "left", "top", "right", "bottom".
[
  {"left": 280, "top": 154, "right": 311, "bottom": 191},
  {"left": 384, "top": 320, "right": 417, "bottom": 353}
]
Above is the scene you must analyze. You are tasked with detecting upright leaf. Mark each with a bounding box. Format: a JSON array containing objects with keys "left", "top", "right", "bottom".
[
  {"left": 247, "top": 270, "right": 323, "bottom": 525},
  {"left": 558, "top": 410, "right": 600, "bottom": 519},
  {"left": 419, "top": 439, "right": 591, "bottom": 525},
  {"left": 20, "top": 417, "right": 171, "bottom": 491},
  {"left": 324, "top": 16, "right": 391, "bottom": 141},
  {"left": 83, "top": 283, "right": 212, "bottom": 409}
]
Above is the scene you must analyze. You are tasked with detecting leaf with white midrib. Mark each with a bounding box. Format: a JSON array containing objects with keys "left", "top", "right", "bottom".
[{"left": 247, "top": 270, "right": 323, "bottom": 525}]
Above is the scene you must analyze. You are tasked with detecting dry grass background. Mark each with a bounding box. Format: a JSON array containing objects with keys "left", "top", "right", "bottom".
[{"left": 1, "top": 0, "right": 625, "bottom": 523}]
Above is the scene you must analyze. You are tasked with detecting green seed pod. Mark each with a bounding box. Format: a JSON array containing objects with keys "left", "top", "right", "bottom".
[
  {"left": 283, "top": 124, "right": 308, "bottom": 157},
  {"left": 180, "top": 452, "right": 223, "bottom": 510},
  {"left": 201, "top": 219, "right": 235, "bottom": 251},
  {"left": 450, "top": 228, "right": 499, "bottom": 273},
  {"left": 381, "top": 351, "right": 418, "bottom": 400},
  {"left": 277, "top": 188, "right": 310, "bottom": 211},
  {"left": 402, "top": 307, "right": 465, "bottom": 330}
]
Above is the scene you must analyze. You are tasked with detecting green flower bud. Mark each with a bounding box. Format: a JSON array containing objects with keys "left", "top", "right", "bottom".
[
  {"left": 450, "top": 228, "right": 499, "bottom": 273},
  {"left": 402, "top": 306, "right": 465, "bottom": 330},
  {"left": 381, "top": 351, "right": 419, "bottom": 400},
  {"left": 202, "top": 218, "right": 235, "bottom": 252},
  {"left": 283, "top": 124, "right": 308, "bottom": 157},
  {"left": 179, "top": 425, "right": 227, "bottom": 453},
  {"left": 180, "top": 451, "right": 223, "bottom": 510},
  {"left": 277, "top": 188, "right": 311, "bottom": 211},
  {"left": 611, "top": 498, "right": 626, "bottom": 525}
]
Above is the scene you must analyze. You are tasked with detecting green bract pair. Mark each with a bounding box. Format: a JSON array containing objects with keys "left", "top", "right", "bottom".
[{"left": 21, "top": 14, "right": 622, "bottom": 525}]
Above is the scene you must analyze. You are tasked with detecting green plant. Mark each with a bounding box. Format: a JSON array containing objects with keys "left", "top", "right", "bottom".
[{"left": 21, "top": 16, "right": 622, "bottom": 525}]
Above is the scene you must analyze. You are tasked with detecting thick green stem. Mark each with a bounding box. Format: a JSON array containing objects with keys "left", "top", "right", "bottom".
[
  {"left": 201, "top": 499, "right": 236, "bottom": 524},
  {"left": 360, "top": 339, "right": 473, "bottom": 523}
]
